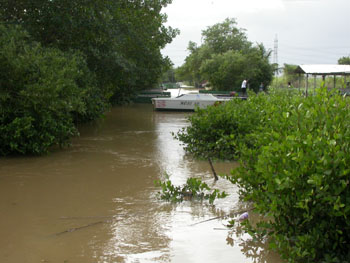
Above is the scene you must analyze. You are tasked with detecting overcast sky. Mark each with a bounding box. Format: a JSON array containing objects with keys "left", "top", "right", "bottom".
[{"left": 161, "top": 0, "right": 350, "bottom": 68}]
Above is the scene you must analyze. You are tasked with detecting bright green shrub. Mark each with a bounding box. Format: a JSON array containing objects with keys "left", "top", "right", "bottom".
[
  {"left": 177, "top": 88, "right": 350, "bottom": 262},
  {"left": 0, "top": 25, "right": 104, "bottom": 155},
  {"left": 175, "top": 97, "right": 256, "bottom": 160},
  {"left": 233, "top": 88, "right": 350, "bottom": 262},
  {"left": 175, "top": 89, "right": 297, "bottom": 160}
]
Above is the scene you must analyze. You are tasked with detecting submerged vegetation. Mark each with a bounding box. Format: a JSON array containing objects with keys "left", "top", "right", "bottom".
[
  {"left": 155, "top": 176, "right": 228, "bottom": 204},
  {"left": 174, "top": 87, "right": 350, "bottom": 262}
]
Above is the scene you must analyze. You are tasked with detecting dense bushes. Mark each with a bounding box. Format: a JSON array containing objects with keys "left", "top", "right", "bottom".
[
  {"left": 0, "top": 0, "right": 178, "bottom": 155},
  {"left": 175, "top": 89, "right": 297, "bottom": 160},
  {"left": 1, "top": 0, "right": 178, "bottom": 104},
  {"left": 0, "top": 25, "right": 104, "bottom": 155},
  {"left": 176, "top": 88, "right": 350, "bottom": 262}
]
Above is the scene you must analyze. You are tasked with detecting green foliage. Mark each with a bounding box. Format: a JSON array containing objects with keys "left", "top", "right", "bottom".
[
  {"left": 0, "top": 0, "right": 179, "bottom": 154},
  {"left": 0, "top": 25, "right": 100, "bottom": 155},
  {"left": 155, "top": 177, "right": 228, "bottom": 204},
  {"left": 200, "top": 45, "right": 273, "bottom": 91},
  {"left": 200, "top": 50, "right": 245, "bottom": 91},
  {"left": 282, "top": 63, "right": 300, "bottom": 87},
  {"left": 201, "top": 18, "right": 251, "bottom": 54},
  {"left": 175, "top": 42, "right": 212, "bottom": 87},
  {"left": 161, "top": 66, "right": 176, "bottom": 83},
  {"left": 0, "top": 0, "right": 179, "bottom": 103},
  {"left": 338, "top": 56, "right": 350, "bottom": 65},
  {"left": 175, "top": 90, "right": 289, "bottom": 160},
  {"left": 178, "top": 18, "right": 274, "bottom": 91},
  {"left": 176, "top": 88, "right": 350, "bottom": 262},
  {"left": 234, "top": 89, "right": 350, "bottom": 262}
]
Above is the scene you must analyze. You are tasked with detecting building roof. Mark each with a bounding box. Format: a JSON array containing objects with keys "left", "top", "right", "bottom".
[{"left": 295, "top": 64, "right": 350, "bottom": 75}]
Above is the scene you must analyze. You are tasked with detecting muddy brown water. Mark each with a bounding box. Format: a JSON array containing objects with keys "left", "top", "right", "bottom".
[{"left": 0, "top": 103, "right": 283, "bottom": 263}]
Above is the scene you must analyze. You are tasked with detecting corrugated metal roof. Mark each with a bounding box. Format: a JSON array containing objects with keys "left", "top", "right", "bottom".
[{"left": 295, "top": 64, "right": 350, "bottom": 75}]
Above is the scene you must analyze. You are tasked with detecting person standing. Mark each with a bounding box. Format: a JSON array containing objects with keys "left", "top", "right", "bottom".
[{"left": 241, "top": 79, "right": 247, "bottom": 96}]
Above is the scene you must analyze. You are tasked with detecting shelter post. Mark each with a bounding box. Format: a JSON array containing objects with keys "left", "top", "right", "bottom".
[
  {"left": 314, "top": 75, "right": 316, "bottom": 93},
  {"left": 344, "top": 75, "right": 347, "bottom": 88},
  {"left": 305, "top": 74, "right": 309, "bottom": 96},
  {"left": 294, "top": 64, "right": 350, "bottom": 94}
]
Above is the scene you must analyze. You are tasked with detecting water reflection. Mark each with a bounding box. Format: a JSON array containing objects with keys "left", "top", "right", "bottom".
[{"left": 0, "top": 103, "right": 282, "bottom": 263}]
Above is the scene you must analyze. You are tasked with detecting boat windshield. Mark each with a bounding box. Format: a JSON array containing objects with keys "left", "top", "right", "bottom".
[{"left": 175, "top": 94, "right": 218, "bottom": 100}]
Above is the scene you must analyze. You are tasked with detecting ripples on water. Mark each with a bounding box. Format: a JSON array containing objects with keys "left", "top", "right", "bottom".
[{"left": 0, "top": 102, "right": 282, "bottom": 263}]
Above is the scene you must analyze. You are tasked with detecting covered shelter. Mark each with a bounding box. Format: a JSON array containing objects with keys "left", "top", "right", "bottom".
[{"left": 295, "top": 64, "right": 350, "bottom": 95}]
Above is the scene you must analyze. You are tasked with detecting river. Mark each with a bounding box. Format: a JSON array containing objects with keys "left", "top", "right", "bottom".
[{"left": 0, "top": 99, "right": 283, "bottom": 262}]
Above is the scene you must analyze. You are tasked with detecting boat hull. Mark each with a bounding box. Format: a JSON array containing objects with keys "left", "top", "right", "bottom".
[{"left": 151, "top": 96, "right": 230, "bottom": 111}]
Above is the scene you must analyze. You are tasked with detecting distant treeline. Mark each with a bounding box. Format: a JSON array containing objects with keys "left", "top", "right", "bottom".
[{"left": 173, "top": 18, "right": 275, "bottom": 92}]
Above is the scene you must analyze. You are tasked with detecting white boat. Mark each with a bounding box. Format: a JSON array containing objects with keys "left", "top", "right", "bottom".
[{"left": 151, "top": 93, "right": 231, "bottom": 111}]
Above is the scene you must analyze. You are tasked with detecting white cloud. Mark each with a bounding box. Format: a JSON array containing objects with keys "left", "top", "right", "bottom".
[
  {"left": 165, "top": 0, "right": 285, "bottom": 27},
  {"left": 162, "top": 0, "right": 350, "bottom": 67}
]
